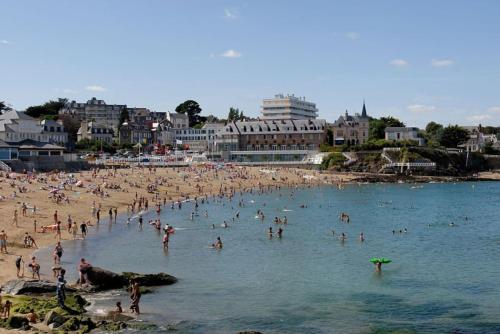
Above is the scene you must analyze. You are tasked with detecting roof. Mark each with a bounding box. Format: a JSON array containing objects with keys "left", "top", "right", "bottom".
[
  {"left": 0, "top": 139, "right": 16, "bottom": 148},
  {"left": 5, "top": 139, "right": 64, "bottom": 150},
  {"left": 0, "top": 110, "right": 35, "bottom": 121},
  {"left": 220, "top": 119, "right": 325, "bottom": 135},
  {"left": 385, "top": 127, "right": 419, "bottom": 132}
]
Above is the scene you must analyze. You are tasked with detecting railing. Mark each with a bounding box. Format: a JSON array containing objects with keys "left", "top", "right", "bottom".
[
  {"left": 382, "top": 162, "right": 436, "bottom": 169},
  {"left": 0, "top": 160, "right": 12, "bottom": 172}
]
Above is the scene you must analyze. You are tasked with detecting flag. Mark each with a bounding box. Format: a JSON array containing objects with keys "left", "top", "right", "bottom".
[{"left": 176, "top": 139, "right": 183, "bottom": 145}]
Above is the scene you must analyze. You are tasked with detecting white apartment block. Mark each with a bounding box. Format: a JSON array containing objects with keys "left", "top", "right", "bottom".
[{"left": 261, "top": 94, "right": 318, "bottom": 120}]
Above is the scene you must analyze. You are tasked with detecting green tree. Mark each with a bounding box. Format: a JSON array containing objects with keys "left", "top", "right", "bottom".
[
  {"left": 424, "top": 121, "right": 444, "bottom": 147},
  {"left": 369, "top": 116, "right": 405, "bottom": 140},
  {"left": 25, "top": 100, "right": 65, "bottom": 118},
  {"left": 227, "top": 107, "right": 238, "bottom": 121},
  {"left": 326, "top": 128, "right": 334, "bottom": 146},
  {"left": 0, "top": 101, "right": 12, "bottom": 114},
  {"left": 440, "top": 125, "right": 469, "bottom": 148},
  {"left": 175, "top": 100, "right": 203, "bottom": 127}
]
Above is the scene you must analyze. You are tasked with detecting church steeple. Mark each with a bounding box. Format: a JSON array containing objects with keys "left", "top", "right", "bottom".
[{"left": 361, "top": 100, "right": 367, "bottom": 118}]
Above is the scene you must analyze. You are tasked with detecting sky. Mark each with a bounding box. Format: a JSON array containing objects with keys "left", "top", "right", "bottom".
[{"left": 1, "top": 0, "right": 500, "bottom": 127}]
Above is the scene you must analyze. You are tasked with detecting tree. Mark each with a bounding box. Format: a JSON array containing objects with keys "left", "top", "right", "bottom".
[
  {"left": 425, "top": 121, "right": 443, "bottom": 136},
  {"left": 175, "top": 100, "right": 203, "bottom": 127},
  {"left": 25, "top": 100, "right": 65, "bottom": 118},
  {"left": 424, "top": 121, "right": 444, "bottom": 147},
  {"left": 58, "top": 114, "right": 80, "bottom": 143},
  {"left": 227, "top": 107, "right": 246, "bottom": 122},
  {"left": 440, "top": 125, "right": 469, "bottom": 148},
  {"left": 369, "top": 116, "right": 405, "bottom": 140},
  {"left": 0, "top": 101, "right": 12, "bottom": 115}
]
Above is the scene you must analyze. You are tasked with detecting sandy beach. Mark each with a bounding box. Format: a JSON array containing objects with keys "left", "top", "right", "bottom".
[{"left": 0, "top": 165, "right": 353, "bottom": 286}]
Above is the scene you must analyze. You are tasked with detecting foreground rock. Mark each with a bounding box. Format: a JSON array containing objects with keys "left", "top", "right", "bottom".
[
  {"left": 85, "top": 267, "right": 177, "bottom": 291},
  {"left": 1, "top": 279, "right": 76, "bottom": 295}
]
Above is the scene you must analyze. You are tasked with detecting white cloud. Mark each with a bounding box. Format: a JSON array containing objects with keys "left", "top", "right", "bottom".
[
  {"left": 346, "top": 32, "right": 360, "bottom": 40},
  {"left": 85, "top": 85, "right": 107, "bottom": 92},
  {"left": 0, "top": 40, "right": 9, "bottom": 44},
  {"left": 487, "top": 106, "right": 500, "bottom": 113},
  {"left": 467, "top": 114, "right": 491, "bottom": 122},
  {"left": 224, "top": 8, "right": 238, "bottom": 19},
  {"left": 62, "top": 88, "right": 77, "bottom": 94},
  {"left": 407, "top": 104, "right": 436, "bottom": 113},
  {"left": 390, "top": 59, "right": 408, "bottom": 67},
  {"left": 431, "top": 59, "right": 454, "bottom": 67},
  {"left": 221, "top": 49, "right": 241, "bottom": 58}
]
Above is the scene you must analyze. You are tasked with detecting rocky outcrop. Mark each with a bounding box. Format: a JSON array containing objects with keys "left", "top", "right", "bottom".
[
  {"left": 44, "top": 310, "right": 67, "bottom": 328},
  {"left": 86, "top": 267, "right": 125, "bottom": 290},
  {"left": 84, "top": 267, "right": 177, "bottom": 291},
  {"left": 2, "top": 315, "right": 30, "bottom": 330},
  {"left": 121, "top": 272, "right": 178, "bottom": 287},
  {"left": 1, "top": 279, "right": 76, "bottom": 295}
]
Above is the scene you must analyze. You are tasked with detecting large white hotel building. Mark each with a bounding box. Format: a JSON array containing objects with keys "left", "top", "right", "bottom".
[{"left": 261, "top": 94, "right": 318, "bottom": 120}]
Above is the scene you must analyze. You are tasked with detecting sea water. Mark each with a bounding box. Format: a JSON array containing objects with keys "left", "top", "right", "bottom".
[{"left": 39, "top": 182, "right": 500, "bottom": 333}]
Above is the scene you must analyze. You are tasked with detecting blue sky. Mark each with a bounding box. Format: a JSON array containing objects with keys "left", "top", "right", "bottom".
[{"left": 1, "top": 0, "right": 500, "bottom": 127}]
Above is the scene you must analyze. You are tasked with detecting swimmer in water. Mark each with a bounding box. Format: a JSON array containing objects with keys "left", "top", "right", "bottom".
[
  {"left": 359, "top": 232, "right": 365, "bottom": 242},
  {"left": 277, "top": 227, "right": 283, "bottom": 238},
  {"left": 215, "top": 237, "right": 223, "bottom": 249},
  {"left": 268, "top": 227, "right": 273, "bottom": 238}
]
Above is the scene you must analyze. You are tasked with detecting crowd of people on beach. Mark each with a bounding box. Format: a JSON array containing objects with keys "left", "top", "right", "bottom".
[{"left": 0, "top": 165, "right": 353, "bottom": 321}]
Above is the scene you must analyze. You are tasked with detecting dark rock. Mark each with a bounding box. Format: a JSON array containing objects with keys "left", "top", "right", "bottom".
[
  {"left": 61, "top": 317, "right": 80, "bottom": 331},
  {"left": 44, "top": 310, "right": 66, "bottom": 326},
  {"left": 1, "top": 279, "right": 75, "bottom": 295},
  {"left": 86, "top": 267, "right": 127, "bottom": 290},
  {"left": 5, "top": 315, "right": 29, "bottom": 329},
  {"left": 83, "top": 267, "right": 177, "bottom": 291},
  {"left": 121, "top": 272, "right": 178, "bottom": 286}
]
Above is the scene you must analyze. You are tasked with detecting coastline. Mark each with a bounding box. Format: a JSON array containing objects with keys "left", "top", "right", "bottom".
[{"left": 0, "top": 166, "right": 354, "bottom": 285}]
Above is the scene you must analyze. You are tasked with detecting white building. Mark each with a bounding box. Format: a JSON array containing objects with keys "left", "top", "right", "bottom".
[
  {"left": 261, "top": 94, "right": 318, "bottom": 120},
  {"left": 385, "top": 127, "right": 425, "bottom": 146},
  {"left": 0, "top": 110, "right": 68, "bottom": 146},
  {"left": 166, "top": 112, "right": 189, "bottom": 129}
]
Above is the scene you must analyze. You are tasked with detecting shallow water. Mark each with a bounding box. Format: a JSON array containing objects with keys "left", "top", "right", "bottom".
[{"left": 39, "top": 182, "right": 500, "bottom": 333}]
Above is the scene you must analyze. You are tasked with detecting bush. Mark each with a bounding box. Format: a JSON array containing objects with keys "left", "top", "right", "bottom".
[
  {"left": 321, "top": 153, "right": 346, "bottom": 170},
  {"left": 75, "top": 139, "right": 116, "bottom": 154}
]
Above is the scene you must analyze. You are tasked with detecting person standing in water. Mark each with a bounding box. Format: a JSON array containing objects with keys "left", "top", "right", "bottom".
[
  {"left": 129, "top": 280, "right": 141, "bottom": 314},
  {"left": 268, "top": 227, "right": 273, "bottom": 239}
]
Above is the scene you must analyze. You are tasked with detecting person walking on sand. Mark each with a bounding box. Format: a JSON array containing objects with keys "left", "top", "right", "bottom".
[
  {"left": 15, "top": 255, "right": 24, "bottom": 278},
  {"left": 12, "top": 209, "right": 18, "bottom": 227},
  {"left": 29, "top": 257, "right": 40, "bottom": 280},
  {"left": 72, "top": 222, "right": 78, "bottom": 239},
  {"left": 0, "top": 230, "right": 7, "bottom": 253},
  {"left": 55, "top": 221, "right": 62, "bottom": 240}
]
